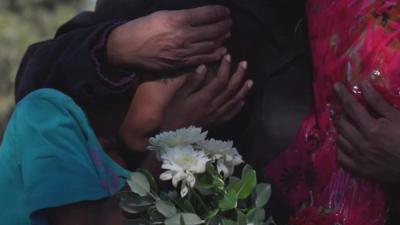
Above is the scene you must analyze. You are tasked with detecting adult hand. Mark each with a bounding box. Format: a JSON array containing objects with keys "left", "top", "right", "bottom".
[
  {"left": 334, "top": 80, "right": 400, "bottom": 183},
  {"left": 107, "top": 5, "right": 231, "bottom": 71},
  {"left": 119, "top": 54, "right": 252, "bottom": 152}
]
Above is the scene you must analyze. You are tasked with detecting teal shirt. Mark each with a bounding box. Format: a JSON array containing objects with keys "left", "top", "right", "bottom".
[{"left": 0, "top": 89, "right": 130, "bottom": 225}]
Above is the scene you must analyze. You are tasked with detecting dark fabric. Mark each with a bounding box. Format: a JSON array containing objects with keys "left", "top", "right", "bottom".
[
  {"left": 91, "top": 20, "right": 137, "bottom": 88},
  {"left": 14, "top": 0, "right": 313, "bottom": 223}
]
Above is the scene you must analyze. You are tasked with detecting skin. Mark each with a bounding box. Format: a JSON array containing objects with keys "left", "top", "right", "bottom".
[
  {"left": 41, "top": 6, "right": 236, "bottom": 223},
  {"left": 119, "top": 54, "right": 252, "bottom": 152},
  {"left": 45, "top": 56, "right": 252, "bottom": 224},
  {"left": 107, "top": 5, "right": 232, "bottom": 71},
  {"left": 334, "top": 80, "right": 400, "bottom": 183}
]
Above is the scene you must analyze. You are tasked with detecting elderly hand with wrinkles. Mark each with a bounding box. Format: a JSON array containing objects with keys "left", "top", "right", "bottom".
[
  {"left": 334, "top": 80, "right": 400, "bottom": 183},
  {"left": 108, "top": 5, "right": 232, "bottom": 71}
]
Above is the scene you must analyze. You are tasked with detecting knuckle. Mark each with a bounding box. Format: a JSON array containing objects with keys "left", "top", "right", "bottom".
[
  {"left": 366, "top": 122, "right": 382, "bottom": 138},
  {"left": 169, "top": 12, "right": 187, "bottom": 24}
]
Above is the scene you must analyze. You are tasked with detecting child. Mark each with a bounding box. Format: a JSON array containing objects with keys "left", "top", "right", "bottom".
[{"left": 0, "top": 56, "right": 251, "bottom": 225}]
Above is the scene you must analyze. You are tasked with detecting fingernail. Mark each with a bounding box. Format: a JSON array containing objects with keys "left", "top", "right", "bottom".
[
  {"left": 247, "top": 80, "right": 253, "bottom": 88},
  {"left": 225, "top": 32, "right": 231, "bottom": 39},
  {"left": 221, "top": 48, "right": 228, "bottom": 55},
  {"left": 225, "top": 54, "right": 231, "bottom": 62},
  {"left": 241, "top": 101, "right": 245, "bottom": 107},
  {"left": 241, "top": 61, "right": 248, "bottom": 70},
  {"left": 196, "top": 65, "right": 207, "bottom": 74}
]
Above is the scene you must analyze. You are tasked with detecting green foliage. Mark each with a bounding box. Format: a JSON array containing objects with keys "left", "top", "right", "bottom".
[
  {"left": 127, "top": 172, "right": 152, "bottom": 197},
  {"left": 120, "top": 164, "right": 273, "bottom": 225},
  {"left": 0, "top": 0, "right": 93, "bottom": 139}
]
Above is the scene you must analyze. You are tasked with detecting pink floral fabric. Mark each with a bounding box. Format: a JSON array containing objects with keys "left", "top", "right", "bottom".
[{"left": 266, "top": 1, "right": 400, "bottom": 224}]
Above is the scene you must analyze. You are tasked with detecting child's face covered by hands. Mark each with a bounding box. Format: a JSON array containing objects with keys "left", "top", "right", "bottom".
[{"left": 119, "top": 55, "right": 253, "bottom": 152}]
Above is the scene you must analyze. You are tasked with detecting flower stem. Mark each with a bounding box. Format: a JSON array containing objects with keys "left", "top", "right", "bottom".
[{"left": 192, "top": 188, "right": 208, "bottom": 212}]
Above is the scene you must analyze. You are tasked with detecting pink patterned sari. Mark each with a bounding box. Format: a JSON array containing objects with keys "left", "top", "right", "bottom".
[{"left": 266, "top": 1, "right": 400, "bottom": 224}]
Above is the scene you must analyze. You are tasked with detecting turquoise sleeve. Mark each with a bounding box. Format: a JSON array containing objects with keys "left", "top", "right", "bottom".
[{"left": 14, "top": 95, "right": 111, "bottom": 219}]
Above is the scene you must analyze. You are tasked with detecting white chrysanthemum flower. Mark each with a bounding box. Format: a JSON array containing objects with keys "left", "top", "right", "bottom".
[
  {"left": 148, "top": 126, "right": 207, "bottom": 151},
  {"left": 159, "top": 145, "right": 210, "bottom": 197},
  {"left": 200, "top": 139, "right": 243, "bottom": 178}
]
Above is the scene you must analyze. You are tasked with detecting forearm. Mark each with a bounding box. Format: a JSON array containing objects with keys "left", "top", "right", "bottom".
[{"left": 15, "top": 19, "right": 137, "bottom": 108}]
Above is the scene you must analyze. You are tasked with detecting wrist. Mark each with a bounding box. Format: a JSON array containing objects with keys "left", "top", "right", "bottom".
[
  {"left": 106, "top": 25, "right": 129, "bottom": 67},
  {"left": 118, "top": 127, "right": 149, "bottom": 152}
]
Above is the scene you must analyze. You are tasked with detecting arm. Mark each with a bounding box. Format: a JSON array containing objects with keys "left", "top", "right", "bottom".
[
  {"left": 16, "top": 2, "right": 231, "bottom": 108},
  {"left": 15, "top": 17, "right": 138, "bottom": 108}
]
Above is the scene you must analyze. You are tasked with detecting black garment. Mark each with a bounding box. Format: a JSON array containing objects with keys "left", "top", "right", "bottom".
[{"left": 15, "top": 0, "right": 313, "bottom": 223}]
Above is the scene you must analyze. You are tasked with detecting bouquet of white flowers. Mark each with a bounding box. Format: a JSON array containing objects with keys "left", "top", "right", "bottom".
[{"left": 119, "top": 127, "right": 273, "bottom": 225}]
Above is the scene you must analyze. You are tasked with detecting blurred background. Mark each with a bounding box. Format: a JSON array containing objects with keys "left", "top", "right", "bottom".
[{"left": 0, "top": 0, "right": 95, "bottom": 139}]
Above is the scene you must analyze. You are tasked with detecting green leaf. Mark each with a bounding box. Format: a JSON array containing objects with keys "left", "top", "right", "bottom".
[
  {"left": 233, "top": 165, "right": 257, "bottom": 200},
  {"left": 182, "top": 200, "right": 196, "bottom": 213},
  {"left": 254, "top": 184, "right": 271, "bottom": 208},
  {"left": 218, "top": 189, "right": 238, "bottom": 211},
  {"left": 205, "top": 209, "right": 220, "bottom": 220},
  {"left": 222, "top": 219, "right": 236, "bottom": 225},
  {"left": 249, "top": 209, "right": 265, "bottom": 223},
  {"left": 127, "top": 172, "right": 151, "bottom": 197},
  {"left": 195, "top": 173, "right": 214, "bottom": 189},
  {"left": 241, "top": 165, "right": 253, "bottom": 178},
  {"left": 205, "top": 163, "right": 225, "bottom": 193},
  {"left": 156, "top": 199, "right": 177, "bottom": 218},
  {"left": 226, "top": 176, "right": 240, "bottom": 190},
  {"left": 119, "top": 194, "right": 154, "bottom": 214},
  {"left": 206, "top": 162, "right": 219, "bottom": 176},
  {"left": 180, "top": 215, "right": 186, "bottom": 225},
  {"left": 165, "top": 213, "right": 204, "bottom": 225},
  {"left": 236, "top": 210, "right": 247, "bottom": 225},
  {"left": 170, "top": 198, "right": 195, "bottom": 213},
  {"left": 137, "top": 168, "right": 159, "bottom": 194},
  {"left": 124, "top": 219, "right": 150, "bottom": 225},
  {"left": 147, "top": 207, "right": 165, "bottom": 222}
]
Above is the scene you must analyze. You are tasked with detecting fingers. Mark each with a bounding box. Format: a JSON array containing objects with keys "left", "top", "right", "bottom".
[
  {"left": 184, "top": 47, "right": 227, "bottom": 66},
  {"left": 334, "top": 82, "right": 374, "bottom": 133},
  {"left": 178, "top": 34, "right": 229, "bottom": 57},
  {"left": 212, "top": 60, "right": 247, "bottom": 107},
  {"left": 178, "top": 65, "right": 208, "bottom": 97},
  {"left": 188, "top": 19, "right": 232, "bottom": 43},
  {"left": 360, "top": 80, "right": 398, "bottom": 119},
  {"left": 219, "top": 101, "right": 245, "bottom": 123},
  {"left": 336, "top": 116, "right": 368, "bottom": 152},
  {"left": 336, "top": 133, "right": 358, "bottom": 159},
  {"left": 197, "top": 54, "right": 231, "bottom": 99},
  {"left": 337, "top": 147, "right": 362, "bottom": 176},
  {"left": 181, "top": 5, "right": 230, "bottom": 26},
  {"left": 214, "top": 80, "right": 253, "bottom": 119}
]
